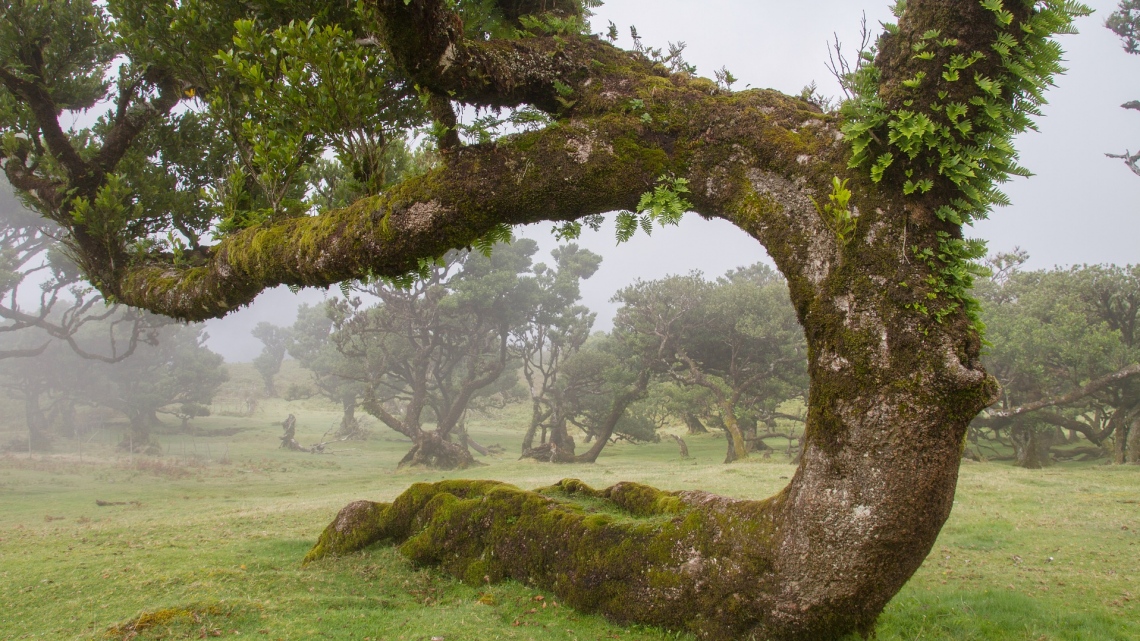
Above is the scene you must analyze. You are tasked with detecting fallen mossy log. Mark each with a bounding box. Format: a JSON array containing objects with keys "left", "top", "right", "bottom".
[{"left": 306, "top": 478, "right": 786, "bottom": 640}]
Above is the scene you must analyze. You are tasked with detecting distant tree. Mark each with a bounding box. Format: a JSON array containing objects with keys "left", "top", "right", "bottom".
[
  {"left": 1107, "top": 1, "right": 1140, "bottom": 175},
  {"left": 251, "top": 321, "right": 289, "bottom": 396},
  {"left": 167, "top": 402, "right": 212, "bottom": 431},
  {"left": 1, "top": 189, "right": 160, "bottom": 450},
  {"left": 0, "top": 316, "right": 226, "bottom": 451},
  {"left": 511, "top": 243, "right": 601, "bottom": 457},
  {"left": 972, "top": 254, "right": 1140, "bottom": 466},
  {"left": 672, "top": 265, "right": 807, "bottom": 462},
  {"left": 608, "top": 267, "right": 806, "bottom": 463},
  {"left": 0, "top": 336, "right": 66, "bottom": 450},
  {"left": 76, "top": 323, "right": 229, "bottom": 451},
  {"left": 1071, "top": 265, "right": 1140, "bottom": 462},
  {"left": 283, "top": 303, "right": 368, "bottom": 439},
  {"left": 331, "top": 241, "right": 537, "bottom": 469}
]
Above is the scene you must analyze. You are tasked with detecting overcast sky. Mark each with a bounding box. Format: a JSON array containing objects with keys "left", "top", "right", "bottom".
[{"left": 4, "top": 1, "right": 1137, "bottom": 361}]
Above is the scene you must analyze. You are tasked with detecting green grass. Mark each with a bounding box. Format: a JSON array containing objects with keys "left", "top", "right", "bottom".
[{"left": 1, "top": 383, "right": 1138, "bottom": 640}]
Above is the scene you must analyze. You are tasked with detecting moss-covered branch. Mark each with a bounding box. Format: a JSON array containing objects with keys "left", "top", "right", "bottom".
[{"left": 107, "top": 78, "right": 843, "bottom": 320}]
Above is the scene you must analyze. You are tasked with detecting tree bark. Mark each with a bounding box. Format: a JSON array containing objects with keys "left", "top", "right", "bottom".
[
  {"left": 722, "top": 425, "right": 739, "bottom": 465},
  {"left": 717, "top": 402, "right": 748, "bottom": 462},
  {"left": 1127, "top": 415, "right": 1140, "bottom": 464},
  {"left": 1115, "top": 415, "right": 1133, "bottom": 465}
]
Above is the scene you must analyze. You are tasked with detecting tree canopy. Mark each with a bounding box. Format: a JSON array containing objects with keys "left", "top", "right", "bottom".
[{"left": 973, "top": 256, "right": 1140, "bottom": 466}]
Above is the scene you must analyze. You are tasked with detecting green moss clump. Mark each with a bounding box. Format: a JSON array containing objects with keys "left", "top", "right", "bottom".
[
  {"left": 304, "top": 479, "right": 784, "bottom": 640},
  {"left": 303, "top": 500, "right": 388, "bottom": 564},
  {"left": 105, "top": 604, "right": 227, "bottom": 638}
]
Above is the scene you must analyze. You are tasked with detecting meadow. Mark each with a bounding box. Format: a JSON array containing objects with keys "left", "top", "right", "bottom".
[{"left": 1, "top": 364, "right": 1138, "bottom": 641}]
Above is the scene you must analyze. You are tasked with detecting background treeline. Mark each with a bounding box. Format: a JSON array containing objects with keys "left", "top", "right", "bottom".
[
  {"left": 972, "top": 250, "right": 1140, "bottom": 467},
  {"left": 0, "top": 189, "right": 227, "bottom": 453},
  {"left": 248, "top": 240, "right": 807, "bottom": 468},
  {"left": 4, "top": 195, "right": 1139, "bottom": 470}
]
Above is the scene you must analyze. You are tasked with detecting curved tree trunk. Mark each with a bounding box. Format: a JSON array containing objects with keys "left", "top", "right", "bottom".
[
  {"left": 310, "top": 142, "right": 998, "bottom": 636},
  {"left": 28, "top": 0, "right": 1067, "bottom": 637},
  {"left": 718, "top": 404, "right": 749, "bottom": 462},
  {"left": 520, "top": 398, "right": 544, "bottom": 454},
  {"left": 722, "top": 425, "right": 739, "bottom": 464}
]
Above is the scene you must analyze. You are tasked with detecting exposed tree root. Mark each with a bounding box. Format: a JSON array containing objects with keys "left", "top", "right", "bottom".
[
  {"left": 306, "top": 479, "right": 795, "bottom": 641},
  {"left": 396, "top": 432, "right": 484, "bottom": 470},
  {"left": 519, "top": 441, "right": 576, "bottom": 463}
]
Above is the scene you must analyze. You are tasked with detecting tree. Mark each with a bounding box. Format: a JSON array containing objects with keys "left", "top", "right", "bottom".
[
  {"left": 1, "top": 179, "right": 156, "bottom": 363},
  {"left": 1073, "top": 265, "right": 1140, "bottom": 462},
  {"left": 281, "top": 303, "right": 369, "bottom": 438},
  {"left": 251, "top": 321, "right": 289, "bottom": 396},
  {"left": 0, "top": 314, "right": 227, "bottom": 451},
  {"left": 0, "top": 332, "right": 70, "bottom": 450},
  {"left": 671, "top": 265, "right": 807, "bottom": 462},
  {"left": 971, "top": 257, "right": 1140, "bottom": 466},
  {"left": 536, "top": 331, "right": 654, "bottom": 462},
  {"left": 74, "top": 322, "right": 229, "bottom": 450},
  {"left": 604, "top": 267, "right": 806, "bottom": 463},
  {"left": 2, "top": 181, "right": 163, "bottom": 450},
  {"left": 1107, "top": 1, "right": 1140, "bottom": 175},
  {"left": 0, "top": 0, "right": 1090, "bottom": 637},
  {"left": 512, "top": 243, "right": 602, "bottom": 459},
  {"left": 330, "top": 241, "right": 537, "bottom": 468}
]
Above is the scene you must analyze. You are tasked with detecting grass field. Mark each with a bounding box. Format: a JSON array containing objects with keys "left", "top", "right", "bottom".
[{"left": 1, "top": 366, "right": 1138, "bottom": 640}]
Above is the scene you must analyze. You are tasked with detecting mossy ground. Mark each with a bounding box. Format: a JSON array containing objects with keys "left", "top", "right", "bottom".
[{"left": 0, "top": 362, "right": 1137, "bottom": 640}]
